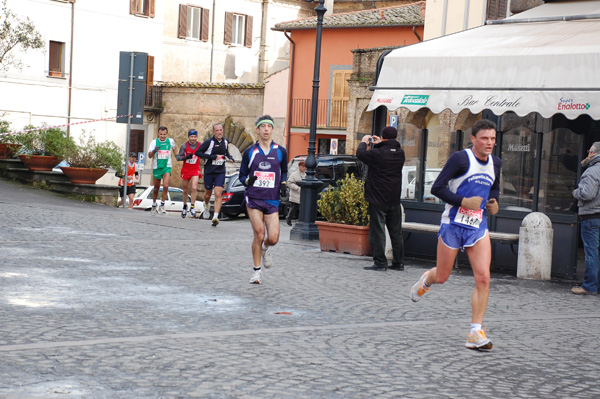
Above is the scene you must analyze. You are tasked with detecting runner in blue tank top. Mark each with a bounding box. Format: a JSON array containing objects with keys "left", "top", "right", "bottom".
[
  {"left": 410, "top": 119, "right": 501, "bottom": 351},
  {"left": 239, "top": 115, "right": 288, "bottom": 284}
]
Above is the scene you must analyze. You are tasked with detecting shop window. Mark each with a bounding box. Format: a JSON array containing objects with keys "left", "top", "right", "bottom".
[
  {"left": 538, "top": 128, "right": 582, "bottom": 214},
  {"left": 499, "top": 119, "right": 537, "bottom": 212},
  {"left": 178, "top": 5, "right": 209, "bottom": 41},
  {"left": 422, "top": 114, "right": 449, "bottom": 204},
  {"left": 398, "top": 123, "right": 423, "bottom": 201},
  {"left": 224, "top": 12, "right": 253, "bottom": 47},
  {"left": 48, "top": 41, "right": 64, "bottom": 77},
  {"left": 130, "top": 0, "right": 155, "bottom": 18}
]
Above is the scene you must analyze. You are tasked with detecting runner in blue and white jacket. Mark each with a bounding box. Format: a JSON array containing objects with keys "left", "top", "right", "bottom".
[
  {"left": 410, "top": 119, "right": 501, "bottom": 351},
  {"left": 239, "top": 115, "right": 288, "bottom": 284}
]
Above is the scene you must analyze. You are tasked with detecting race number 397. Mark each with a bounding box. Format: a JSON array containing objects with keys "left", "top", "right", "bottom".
[{"left": 254, "top": 171, "right": 275, "bottom": 188}]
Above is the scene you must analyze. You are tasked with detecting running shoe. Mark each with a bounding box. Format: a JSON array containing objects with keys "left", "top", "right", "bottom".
[
  {"left": 151, "top": 204, "right": 157, "bottom": 216},
  {"left": 190, "top": 207, "right": 197, "bottom": 218},
  {"left": 202, "top": 207, "right": 210, "bottom": 219},
  {"left": 410, "top": 271, "right": 430, "bottom": 302},
  {"left": 249, "top": 269, "right": 262, "bottom": 284},
  {"left": 181, "top": 205, "right": 187, "bottom": 218},
  {"left": 465, "top": 328, "right": 493, "bottom": 350},
  {"left": 262, "top": 246, "right": 273, "bottom": 269},
  {"left": 158, "top": 204, "right": 166, "bottom": 214}
]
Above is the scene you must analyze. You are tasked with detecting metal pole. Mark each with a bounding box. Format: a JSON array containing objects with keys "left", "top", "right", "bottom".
[
  {"left": 122, "top": 53, "right": 134, "bottom": 208},
  {"left": 290, "top": 0, "right": 326, "bottom": 241}
]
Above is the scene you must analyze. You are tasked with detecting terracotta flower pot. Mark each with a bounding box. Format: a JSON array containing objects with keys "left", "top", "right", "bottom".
[
  {"left": 18, "top": 154, "right": 61, "bottom": 171},
  {"left": 0, "top": 143, "right": 22, "bottom": 159},
  {"left": 315, "top": 220, "right": 372, "bottom": 256},
  {"left": 60, "top": 166, "right": 108, "bottom": 184}
]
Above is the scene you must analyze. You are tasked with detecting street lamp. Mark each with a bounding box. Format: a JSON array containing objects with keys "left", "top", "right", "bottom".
[{"left": 290, "top": 0, "right": 327, "bottom": 241}]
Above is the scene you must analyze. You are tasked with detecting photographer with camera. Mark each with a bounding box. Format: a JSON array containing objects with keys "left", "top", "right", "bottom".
[{"left": 356, "top": 126, "right": 406, "bottom": 271}]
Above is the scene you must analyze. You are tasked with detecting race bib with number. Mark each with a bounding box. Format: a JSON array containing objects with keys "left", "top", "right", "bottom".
[
  {"left": 254, "top": 171, "right": 275, "bottom": 188},
  {"left": 454, "top": 207, "right": 483, "bottom": 227},
  {"left": 185, "top": 156, "right": 197, "bottom": 164},
  {"left": 213, "top": 159, "right": 224, "bottom": 165},
  {"left": 157, "top": 150, "right": 169, "bottom": 159}
]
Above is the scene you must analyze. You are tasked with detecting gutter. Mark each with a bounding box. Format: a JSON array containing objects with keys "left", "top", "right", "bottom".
[
  {"left": 67, "top": 0, "right": 76, "bottom": 137},
  {"left": 486, "top": 13, "right": 600, "bottom": 25},
  {"left": 272, "top": 24, "right": 424, "bottom": 31}
]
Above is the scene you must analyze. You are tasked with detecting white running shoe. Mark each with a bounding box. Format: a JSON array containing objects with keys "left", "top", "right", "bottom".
[
  {"left": 465, "top": 328, "right": 493, "bottom": 350},
  {"left": 249, "top": 269, "right": 262, "bottom": 284},
  {"left": 410, "top": 271, "right": 430, "bottom": 302},
  {"left": 202, "top": 207, "right": 210, "bottom": 219},
  {"left": 262, "top": 246, "right": 273, "bottom": 269},
  {"left": 181, "top": 205, "right": 187, "bottom": 218},
  {"left": 158, "top": 204, "right": 166, "bottom": 214},
  {"left": 151, "top": 204, "right": 157, "bottom": 215},
  {"left": 212, "top": 216, "right": 219, "bottom": 227},
  {"left": 190, "top": 207, "right": 197, "bottom": 218}
]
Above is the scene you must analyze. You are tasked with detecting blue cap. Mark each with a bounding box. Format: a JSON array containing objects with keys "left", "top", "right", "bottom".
[{"left": 188, "top": 129, "right": 198, "bottom": 137}]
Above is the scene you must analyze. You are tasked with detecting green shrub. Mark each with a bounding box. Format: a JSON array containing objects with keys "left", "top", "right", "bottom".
[
  {"left": 65, "top": 131, "right": 123, "bottom": 170},
  {"left": 317, "top": 174, "right": 369, "bottom": 226},
  {"left": 15, "top": 126, "right": 73, "bottom": 158}
]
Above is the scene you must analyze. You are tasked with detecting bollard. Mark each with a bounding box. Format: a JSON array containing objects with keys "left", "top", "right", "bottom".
[{"left": 517, "top": 212, "right": 553, "bottom": 280}]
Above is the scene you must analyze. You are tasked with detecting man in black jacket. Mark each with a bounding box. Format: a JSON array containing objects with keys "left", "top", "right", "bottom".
[{"left": 356, "top": 126, "right": 406, "bottom": 271}]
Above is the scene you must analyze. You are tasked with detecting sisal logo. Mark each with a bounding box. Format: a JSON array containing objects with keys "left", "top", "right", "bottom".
[{"left": 401, "top": 94, "right": 429, "bottom": 105}]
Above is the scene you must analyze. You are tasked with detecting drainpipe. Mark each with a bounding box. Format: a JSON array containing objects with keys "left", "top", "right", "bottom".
[
  {"left": 67, "top": 0, "right": 76, "bottom": 137},
  {"left": 259, "top": 0, "right": 269, "bottom": 83},
  {"left": 283, "top": 31, "right": 295, "bottom": 153},
  {"left": 412, "top": 26, "right": 422, "bottom": 42},
  {"left": 210, "top": 0, "right": 216, "bottom": 82}
]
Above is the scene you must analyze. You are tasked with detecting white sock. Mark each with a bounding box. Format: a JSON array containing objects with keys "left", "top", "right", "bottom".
[
  {"left": 470, "top": 323, "right": 482, "bottom": 334},
  {"left": 214, "top": 213, "right": 219, "bottom": 219},
  {"left": 262, "top": 242, "right": 268, "bottom": 251}
]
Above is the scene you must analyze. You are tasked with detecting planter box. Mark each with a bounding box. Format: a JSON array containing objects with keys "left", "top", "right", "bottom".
[
  {"left": 315, "top": 221, "right": 371, "bottom": 256},
  {"left": 18, "top": 155, "right": 61, "bottom": 171}
]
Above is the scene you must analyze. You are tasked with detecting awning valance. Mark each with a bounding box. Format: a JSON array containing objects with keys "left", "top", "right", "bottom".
[{"left": 367, "top": 1, "right": 600, "bottom": 120}]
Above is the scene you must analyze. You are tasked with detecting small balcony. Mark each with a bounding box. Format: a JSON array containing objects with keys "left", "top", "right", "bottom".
[{"left": 291, "top": 99, "right": 348, "bottom": 129}]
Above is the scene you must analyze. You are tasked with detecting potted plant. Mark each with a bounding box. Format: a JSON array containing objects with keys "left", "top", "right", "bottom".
[
  {"left": 0, "top": 120, "right": 22, "bottom": 159},
  {"left": 316, "top": 174, "right": 371, "bottom": 256},
  {"left": 15, "top": 126, "right": 73, "bottom": 170},
  {"left": 61, "top": 131, "right": 123, "bottom": 184}
]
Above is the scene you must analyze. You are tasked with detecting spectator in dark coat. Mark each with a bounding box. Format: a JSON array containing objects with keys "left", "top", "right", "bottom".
[{"left": 356, "top": 126, "right": 406, "bottom": 271}]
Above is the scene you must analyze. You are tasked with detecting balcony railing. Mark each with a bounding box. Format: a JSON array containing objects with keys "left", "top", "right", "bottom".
[{"left": 291, "top": 99, "right": 348, "bottom": 129}]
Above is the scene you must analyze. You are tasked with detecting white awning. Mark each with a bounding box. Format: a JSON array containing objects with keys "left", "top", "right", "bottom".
[{"left": 367, "top": 1, "right": 600, "bottom": 120}]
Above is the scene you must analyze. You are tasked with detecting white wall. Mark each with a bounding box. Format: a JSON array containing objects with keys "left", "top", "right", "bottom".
[
  {"left": 0, "top": 0, "right": 164, "bottom": 152},
  {"left": 161, "top": 0, "right": 311, "bottom": 83}
]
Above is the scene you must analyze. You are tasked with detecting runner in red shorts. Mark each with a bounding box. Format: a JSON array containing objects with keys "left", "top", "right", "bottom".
[{"left": 176, "top": 129, "right": 202, "bottom": 218}]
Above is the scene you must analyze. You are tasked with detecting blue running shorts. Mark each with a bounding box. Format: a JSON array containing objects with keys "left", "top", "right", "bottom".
[
  {"left": 204, "top": 173, "right": 226, "bottom": 190},
  {"left": 245, "top": 197, "right": 279, "bottom": 215},
  {"left": 438, "top": 223, "right": 488, "bottom": 251}
]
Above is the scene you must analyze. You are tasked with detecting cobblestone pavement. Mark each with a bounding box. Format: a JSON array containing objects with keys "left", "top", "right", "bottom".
[{"left": 1, "top": 178, "right": 599, "bottom": 399}]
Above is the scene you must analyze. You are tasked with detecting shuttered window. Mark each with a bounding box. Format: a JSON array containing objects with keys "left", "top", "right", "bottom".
[
  {"left": 330, "top": 70, "right": 351, "bottom": 128},
  {"left": 224, "top": 12, "right": 253, "bottom": 48},
  {"left": 486, "top": 0, "right": 508, "bottom": 20},
  {"left": 49, "top": 41, "right": 64, "bottom": 77},
  {"left": 178, "top": 5, "right": 209, "bottom": 41},
  {"left": 130, "top": 0, "right": 155, "bottom": 18}
]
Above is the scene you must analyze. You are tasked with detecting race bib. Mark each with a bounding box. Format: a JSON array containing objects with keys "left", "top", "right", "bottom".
[
  {"left": 213, "top": 159, "right": 224, "bottom": 166},
  {"left": 254, "top": 171, "right": 275, "bottom": 188},
  {"left": 185, "top": 156, "right": 197, "bottom": 164},
  {"left": 157, "top": 149, "right": 169, "bottom": 159},
  {"left": 454, "top": 207, "right": 483, "bottom": 227}
]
